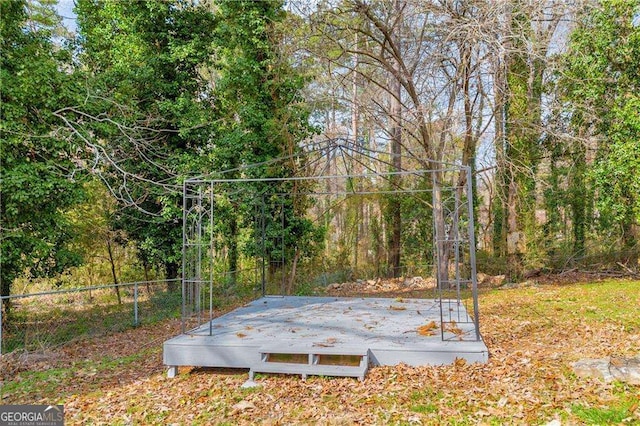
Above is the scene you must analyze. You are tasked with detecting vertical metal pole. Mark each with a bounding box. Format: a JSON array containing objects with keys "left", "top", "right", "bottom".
[
  {"left": 466, "top": 166, "right": 481, "bottom": 341},
  {"left": 253, "top": 201, "right": 260, "bottom": 291},
  {"left": 281, "top": 196, "right": 286, "bottom": 295},
  {"left": 261, "top": 195, "right": 266, "bottom": 297},
  {"left": 209, "top": 182, "right": 214, "bottom": 336},
  {"left": 181, "top": 180, "right": 188, "bottom": 334},
  {"left": 254, "top": 201, "right": 258, "bottom": 292},
  {"left": 453, "top": 189, "right": 461, "bottom": 315},
  {"left": 134, "top": 282, "right": 139, "bottom": 326},
  {"left": 196, "top": 186, "right": 202, "bottom": 326},
  {"left": 0, "top": 297, "right": 3, "bottom": 357}
]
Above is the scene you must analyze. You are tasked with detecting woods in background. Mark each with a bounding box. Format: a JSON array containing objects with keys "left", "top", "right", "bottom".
[{"left": 1, "top": 0, "right": 639, "bottom": 299}]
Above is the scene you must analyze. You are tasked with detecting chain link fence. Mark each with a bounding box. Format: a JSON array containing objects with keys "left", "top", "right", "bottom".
[{"left": 0, "top": 279, "right": 181, "bottom": 356}]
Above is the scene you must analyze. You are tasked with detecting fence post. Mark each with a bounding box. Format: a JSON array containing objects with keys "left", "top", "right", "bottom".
[
  {"left": 0, "top": 297, "right": 3, "bottom": 357},
  {"left": 134, "top": 282, "right": 139, "bottom": 327}
]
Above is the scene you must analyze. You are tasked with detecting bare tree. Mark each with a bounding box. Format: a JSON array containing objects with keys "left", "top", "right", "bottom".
[{"left": 304, "top": 0, "right": 499, "bottom": 282}]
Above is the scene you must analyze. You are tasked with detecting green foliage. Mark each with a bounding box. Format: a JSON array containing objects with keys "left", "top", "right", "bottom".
[
  {"left": 561, "top": 0, "right": 640, "bottom": 254},
  {"left": 69, "top": 0, "right": 322, "bottom": 294},
  {"left": 400, "top": 190, "right": 434, "bottom": 270},
  {"left": 214, "top": 0, "right": 316, "bottom": 169},
  {"left": 0, "top": 0, "right": 85, "bottom": 298},
  {"left": 494, "top": 3, "right": 546, "bottom": 274},
  {"left": 61, "top": 179, "right": 150, "bottom": 287},
  {"left": 73, "top": 0, "right": 218, "bottom": 282},
  {"left": 593, "top": 98, "right": 640, "bottom": 238},
  {"left": 208, "top": 0, "right": 322, "bottom": 292}
]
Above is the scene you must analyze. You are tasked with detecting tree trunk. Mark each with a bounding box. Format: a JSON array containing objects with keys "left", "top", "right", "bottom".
[
  {"left": 165, "top": 261, "right": 179, "bottom": 292},
  {"left": 352, "top": 32, "right": 361, "bottom": 272},
  {"left": 287, "top": 247, "right": 300, "bottom": 295},
  {"left": 142, "top": 260, "right": 150, "bottom": 294},
  {"left": 228, "top": 214, "right": 238, "bottom": 286},
  {"left": 492, "top": 20, "right": 508, "bottom": 260},
  {"left": 1, "top": 273, "right": 11, "bottom": 320},
  {"left": 571, "top": 140, "right": 587, "bottom": 255},
  {"left": 433, "top": 176, "right": 450, "bottom": 288},
  {"left": 457, "top": 42, "right": 478, "bottom": 245},
  {"left": 386, "top": 0, "right": 402, "bottom": 279},
  {"left": 622, "top": 217, "right": 638, "bottom": 266},
  {"left": 106, "top": 239, "right": 122, "bottom": 305}
]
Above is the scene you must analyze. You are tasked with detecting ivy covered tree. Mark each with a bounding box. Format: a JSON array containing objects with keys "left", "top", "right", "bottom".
[
  {"left": 560, "top": 0, "right": 640, "bottom": 262},
  {"left": 0, "top": 0, "right": 85, "bottom": 307},
  {"left": 212, "top": 0, "right": 322, "bottom": 290}
]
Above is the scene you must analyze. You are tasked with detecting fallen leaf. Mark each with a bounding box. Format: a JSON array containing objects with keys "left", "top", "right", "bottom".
[
  {"left": 454, "top": 358, "right": 467, "bottom": 367},
  {"left": 444, "top": 320, "right": 464, "bottom": 335},
  {"left": 389, "top": 305, "right": 407, "bottom": 311},
  {"left": 417, "top": 321, "right": 438, "bottom": 336},
  {"left": 313, "top": 337, "right": 338, "bottom": 347},
  {"left": 232, "top": 400, "right": 256, "bottom": 412}
]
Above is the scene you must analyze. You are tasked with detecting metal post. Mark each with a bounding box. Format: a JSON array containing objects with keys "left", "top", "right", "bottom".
[
  {"left": 253, "top": 201, "right": 259, "bottom": 294},
  {"left": 196, "top": 186, "right": 202, "bottom": 326},
  {"left": 453, "top": 189, "right": 461, "bottom": 315},
  {"left": 281, "top": 196, "right": 285, "bottom": 295},
  {"left": 209, "top": 181, "right": 214, "bottom": 336},
  {"left": 465, "top": 166, "right": 481, "bottom": 341},
  {"left": 0, "top": 297, "right": 3, "bottom": 357},
  {"left": 261, "top": 195, "right": 266, "bottom": 297},
  {"left": 134, "top": 282, "right": 139, "bottom": 326},
  {"left": 181, "top": 180, "right": 188, "bottom": 334}
]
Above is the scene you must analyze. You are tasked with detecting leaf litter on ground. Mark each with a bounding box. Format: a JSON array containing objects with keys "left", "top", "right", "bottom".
[{"left": 1, "top": 278, "right": 639, "bottom": 425}]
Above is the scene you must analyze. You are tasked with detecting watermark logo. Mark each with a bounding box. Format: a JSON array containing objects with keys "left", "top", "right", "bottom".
[{"left": 0, "top": 405, "right": 64, "bottom": 426}]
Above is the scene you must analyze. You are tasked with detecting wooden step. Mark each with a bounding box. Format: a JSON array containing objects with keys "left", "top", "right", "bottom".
[
  {"left": 258, "top": 345, "right": 369, "bottom": 356},
  {"left": 249, "top": 346, "right": 370, "bottom": 381},
  {"left": 249, "top": 362, "right": 368, "bottom": 380}
]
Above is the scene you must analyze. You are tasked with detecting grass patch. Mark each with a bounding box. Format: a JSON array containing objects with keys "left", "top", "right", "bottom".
[
  {"left": 410, "top": 403, "right": 438, "bottom": 414},
  {"left": 569, "top": 382, "right": 640, "bottom": 424},
  {"left": 1, "top": 352, "right": 146, "bottom": 400},
  {"left": 571, "top": 403, "right": 631, "bottom": 424},
  {"left": 1, "top": 368, "right": 73, "bottom": 399},
  {"left": 2, "top": 289, "right": 182, "bottom": 353},
  {"left": 483, "top": 279, "right": 640, "bottom": 331}
]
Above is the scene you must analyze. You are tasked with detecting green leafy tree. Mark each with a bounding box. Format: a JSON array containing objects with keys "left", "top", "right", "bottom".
[
  {"left": 0, "top": 0, "right": 85, "bottom": 307},
  {"left": 70, "top": 0, "right": 217, "bottom": 288},
  {"left": 212, "top": 0, "right": 321, "bottom": 290},
  {"left": 492, "top": 2, "right": 563, "bottom": 276},
  {"left": 560, "top": 0, "right": 640, "bottom": 262}
]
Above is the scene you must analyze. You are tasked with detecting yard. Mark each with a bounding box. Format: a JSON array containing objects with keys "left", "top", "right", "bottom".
[{"left": 2, "top": 278, "right": 639, "bottom": 425}]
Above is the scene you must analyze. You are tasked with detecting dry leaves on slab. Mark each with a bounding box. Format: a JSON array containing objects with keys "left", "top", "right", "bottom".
[{"left": 417, "top": 321, "right": 438, "bottom": 336}]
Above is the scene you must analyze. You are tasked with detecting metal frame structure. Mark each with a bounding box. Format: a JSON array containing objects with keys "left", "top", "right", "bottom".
[{"left": 179, "top": 160, "right": 481, "bottom": 342}]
